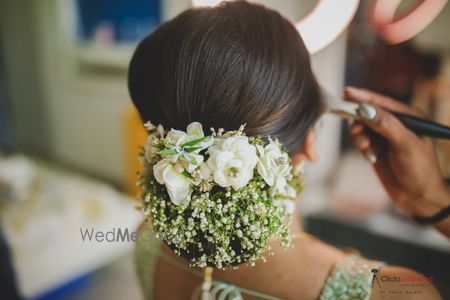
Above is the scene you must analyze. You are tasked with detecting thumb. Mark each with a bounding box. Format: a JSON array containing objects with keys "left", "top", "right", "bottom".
[{"left": 357, "top": 103, "right": 417, "bottom": 147}]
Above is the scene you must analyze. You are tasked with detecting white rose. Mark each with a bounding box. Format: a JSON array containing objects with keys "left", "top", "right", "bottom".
[
  {"left": 153, "top": 159, "right": 192, "bottom": 205},
  {"left": 207, "top": 136, "right": 258, "bottom": 189},
  {"left": 256, "top": 139, "right": 292, "bottom": 196}
]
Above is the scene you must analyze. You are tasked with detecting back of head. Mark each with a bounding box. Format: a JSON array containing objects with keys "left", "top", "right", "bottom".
[{"left": 128, "top": 0, "right": 323, "bottom": 156}]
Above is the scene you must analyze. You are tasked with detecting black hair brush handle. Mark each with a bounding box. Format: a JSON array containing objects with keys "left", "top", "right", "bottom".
[{"left": 391, "top": 111, "right": 450, "bottom": 139}]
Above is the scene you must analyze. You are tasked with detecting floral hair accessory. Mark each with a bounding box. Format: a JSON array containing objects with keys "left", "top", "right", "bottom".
[{"left": 138, "top": 121, "right": 303, "bottom": 268}]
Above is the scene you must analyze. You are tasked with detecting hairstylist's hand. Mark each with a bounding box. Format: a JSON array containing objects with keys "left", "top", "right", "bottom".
[{"left": 344, "top": 87, "right": 450, "bottom": 236}]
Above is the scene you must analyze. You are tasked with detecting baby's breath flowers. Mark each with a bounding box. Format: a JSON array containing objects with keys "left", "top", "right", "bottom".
[{"left": 138, "top": 121, "right": 303, "bottom": 269}]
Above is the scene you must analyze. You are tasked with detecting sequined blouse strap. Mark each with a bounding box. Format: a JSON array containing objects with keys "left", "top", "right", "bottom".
[{"left": 319, "top": 254, "right": 385, "bottom": 300}]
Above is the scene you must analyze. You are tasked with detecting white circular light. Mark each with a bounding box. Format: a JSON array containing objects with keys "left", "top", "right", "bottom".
[
  {"left": 191, "top": 0, "right": 360, "bottom": 54},
  {"left": 191, "top": 0, "right": 223, "bottom": 6}
]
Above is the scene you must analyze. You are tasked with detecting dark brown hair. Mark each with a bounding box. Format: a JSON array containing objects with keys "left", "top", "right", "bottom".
[{"left": 128, "top": 0, "right": 324, "bottom": 155}]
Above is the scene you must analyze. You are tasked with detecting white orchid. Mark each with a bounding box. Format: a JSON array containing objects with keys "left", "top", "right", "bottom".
[
  {"left": 165, "top": 122, "right": 212, "bottom": 148},
  {"left": 153, "top": 159, "right": 193, "bottom": 205},
  {"left": 207, "top": 136, "right": 258, "bottom": 189},
  {"left": 151, "top": 122, "right": 215, "bottom": 205},
  {"left": 256, "top": 138, "right": 292, "bottom": 196},
  {"left": 161, "top": 122, "right": 214, "bottom": 174}
]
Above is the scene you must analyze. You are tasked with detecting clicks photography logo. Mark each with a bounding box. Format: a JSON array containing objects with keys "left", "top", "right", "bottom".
[
  {"left": 371, "top": 268, "right": 382, "bottom": 288},
  {"left": 80, "top": 227, "right": 153, "bottom": 243},
  {"left": 371, "top": 267, "right": 434, "bottom": 298}
]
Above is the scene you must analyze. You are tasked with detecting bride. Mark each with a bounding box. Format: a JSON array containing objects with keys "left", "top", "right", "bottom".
[{"left": 128, "top": 1, "right": 442, "bottom": 299}]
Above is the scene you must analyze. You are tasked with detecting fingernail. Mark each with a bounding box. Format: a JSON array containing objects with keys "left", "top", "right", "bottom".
[
  {"left": 363, "top": 148, "right": 377, "bottom": 164},
  {"left": 357, "top": 103, "right": 377, "bottom": 121}
]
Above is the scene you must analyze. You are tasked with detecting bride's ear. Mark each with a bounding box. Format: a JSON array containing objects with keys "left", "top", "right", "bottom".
[{"left": 292, "top": 129, "right": 318, "bottom": 164}]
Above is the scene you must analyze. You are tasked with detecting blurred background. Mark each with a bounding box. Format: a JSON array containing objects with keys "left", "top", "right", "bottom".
[{"left": 0, "top": 0, "right": 449, "bottom": 299}]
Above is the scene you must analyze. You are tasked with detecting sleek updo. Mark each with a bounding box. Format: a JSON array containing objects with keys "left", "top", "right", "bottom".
[{"left": 128, "top": 0, "right": 324, "bottom": 156}]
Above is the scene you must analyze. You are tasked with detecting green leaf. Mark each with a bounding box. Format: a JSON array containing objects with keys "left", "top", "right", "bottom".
[
  {"left": 182, "top": 170, "right": 192, "bottom": 178},
  {"left": 158, "top": 148, "right": 178, "bottom": 155},
  {"left": 180, "top": 136, "right": 209, "bottom": 148},
  {"left": 185, "top": 146, "right": 202, "bottom": 153}
]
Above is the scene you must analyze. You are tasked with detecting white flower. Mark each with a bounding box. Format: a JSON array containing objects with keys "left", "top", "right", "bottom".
[
  {"left": 199, "top": 162, "right": 211, "bottom": 180},
  {"left": 144, "top": 124, "right": 165, "bottom": 162},
  {"left": 275, "top": 199, "right": 296, "bottom": 214},
  {"left": 207, "top": 136, "right": 258, "bottom": 189},
  {"left": 144, "top": 121, "right": 155, "bottom": 131},
  {"left": 144, "top": 134, "right": 157, "bottom": 163},
  {"left": 285, "top": 183, "right": 297, "bottom": 198},
  {"left": 165, "top": 129, "right": 187, "bottom": 146},
  {"left": 191, "top": 162, "right": 212, "bottom": 184},
  {"left": 153, "top": 159, "right": 192, "bottom": 205},
  {"left": 156, "top": 125, "right": 165, "bottom": 137},
  {"left": 166, "top": 122, "right": 212, "bottom": 148},
  {"left": 163, "top": 122, "right": 214, "bottom": 173},
  {"left": 144, "top": 122, "right": 165, "bottom": 137},
  {"left": 150, "top": 122, "right": 217, "bottom": 204},
  {"left": 293, "top": 160, "right": 305, "bottom": 176},
  {"left": 256, "top": 138, "right": 292, "bottom": 196},
  {"left": 181, "top": 152, "right": 205, "bottom": 173},
  {"left": 274, "top": 182, "right": 297, "bottom": 214}
]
